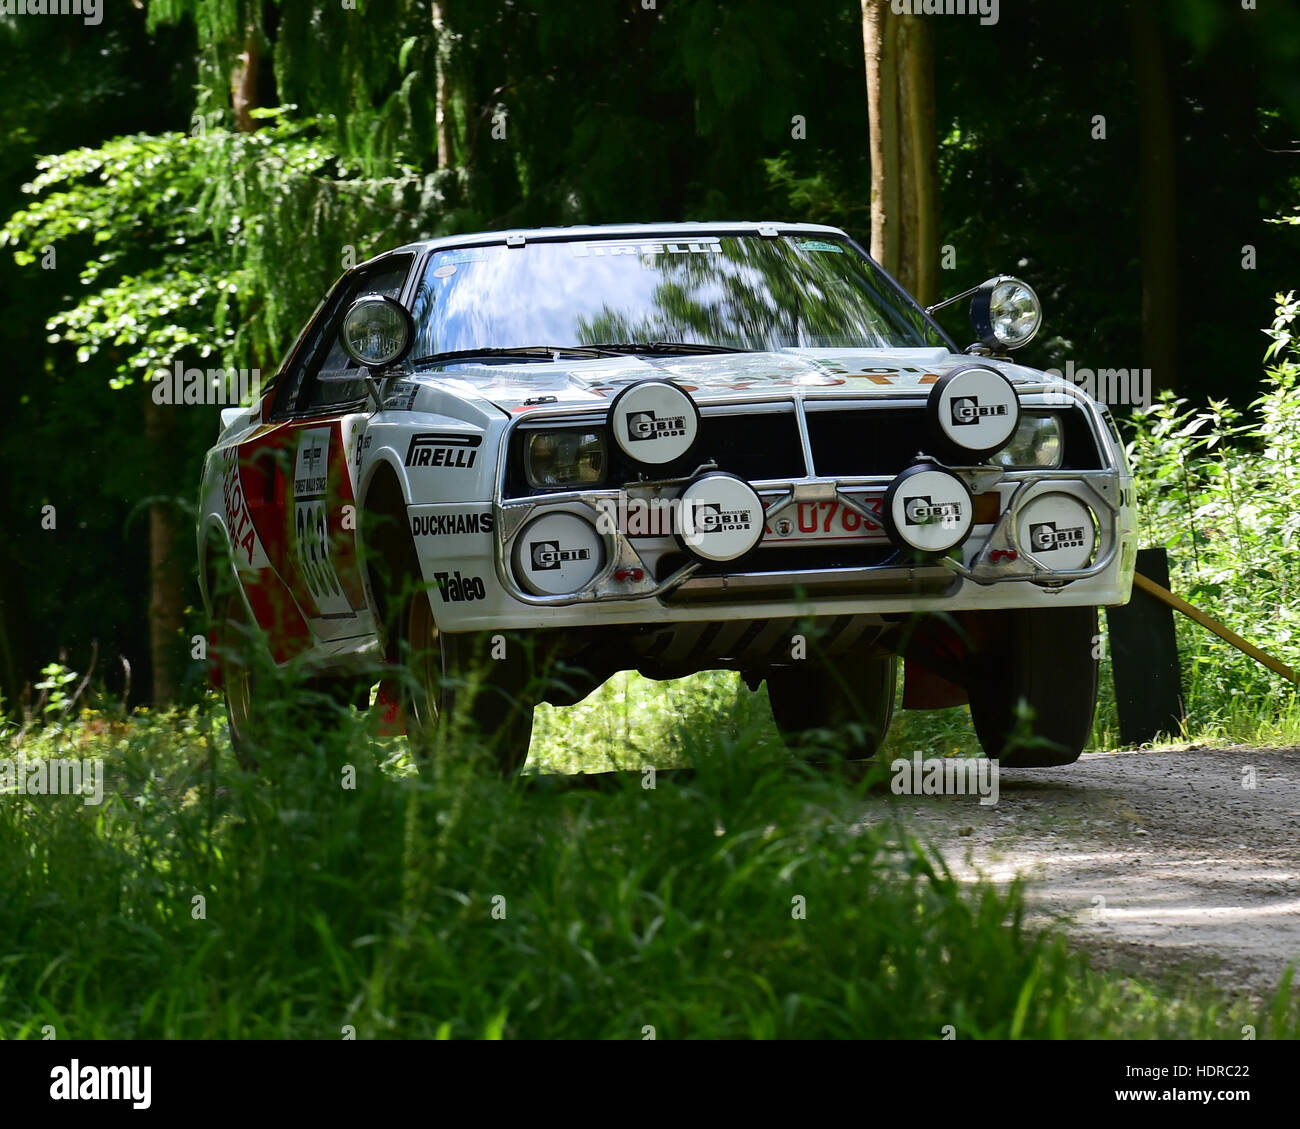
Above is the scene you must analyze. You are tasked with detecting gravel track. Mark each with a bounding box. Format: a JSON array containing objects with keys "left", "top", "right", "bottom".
[{"left": 859, "top": 747, "right": 1300, "bottom": 996}]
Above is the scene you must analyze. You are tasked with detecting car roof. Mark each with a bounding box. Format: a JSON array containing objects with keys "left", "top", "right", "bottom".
[{"left": 364, "top": 221, "right": 852, "bottom": 266}]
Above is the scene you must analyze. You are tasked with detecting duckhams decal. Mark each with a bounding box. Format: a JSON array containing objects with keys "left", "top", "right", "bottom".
[{"left": 411, "top": 510, "right": 494, "bottom": 537}]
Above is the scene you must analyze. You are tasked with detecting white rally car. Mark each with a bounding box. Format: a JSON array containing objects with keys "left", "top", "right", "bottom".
[{"left": 197, "top": 222, "right": 1136, "bottom": 773}]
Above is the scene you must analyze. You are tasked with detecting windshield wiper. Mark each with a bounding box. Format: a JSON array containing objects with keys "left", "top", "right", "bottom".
[
  {"left": 582, "top": 341, "right": 757, "bottom": 356},
  {"left": 409, "top": 345, "right": 624, "bottom": 368}
]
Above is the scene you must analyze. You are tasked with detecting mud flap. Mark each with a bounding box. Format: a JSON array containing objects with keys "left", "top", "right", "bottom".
[
  {"left": 373, "top": 676, "right": 407, "bottom": 736},
  {"left": 903, "top": 658, "right": 969, "bottom": 710}
]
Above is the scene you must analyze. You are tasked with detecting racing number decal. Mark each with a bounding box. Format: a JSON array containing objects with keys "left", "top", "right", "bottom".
[{"left": 292, "top": 428, "right": 352, "bottom": 618}]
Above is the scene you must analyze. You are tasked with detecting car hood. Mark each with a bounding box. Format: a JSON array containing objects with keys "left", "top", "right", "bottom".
[{"left": 414, "top": 347, "right": 1048, "bottom": 414}]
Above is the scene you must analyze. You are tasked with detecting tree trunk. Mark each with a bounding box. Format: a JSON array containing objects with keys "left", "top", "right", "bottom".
[
  {"left": 862, "top": 2, "right": 938, "bottom": 303},
  {"left": 863, "top": 1, "right": 900, "bottom": 276},
  {"left": 146, "top": 395, "right": 184, "bottom": 704},
  {"left": 1131, "top": 4, "right": 1178, "bottom": 395},
  {"left": 900, "top": 14, "right": 938, "bottom": 306},
  {"left": 433, "top": 1, "right": 455, "bottom": 169},
  {"left": 231, "top": 30, "right": 260, "bottom": 134}
]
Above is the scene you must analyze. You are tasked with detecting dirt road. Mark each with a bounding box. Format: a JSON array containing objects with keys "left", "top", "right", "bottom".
[{"left": 860, "top": 747, "right": 1300, "bottom": 997}]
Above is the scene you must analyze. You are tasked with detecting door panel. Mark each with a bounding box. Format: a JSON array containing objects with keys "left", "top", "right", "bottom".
[{"left": 234, "top": 417, "right": 369, "bottom": 643}]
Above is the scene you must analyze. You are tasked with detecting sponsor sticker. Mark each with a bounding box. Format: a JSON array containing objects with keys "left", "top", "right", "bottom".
[
  {"left": 221, "top": 447, "right": 262, "bottom": 568},
  {"left": 291, "top": 427, "right": 352, "bottom": 617},
  {"left": 903, "top": 496, "right": 964, "bottom": 527},
  {"left": 571, "top": 238, "right": 723, "bottom": 259},
  {"left": 530, "top": 541, "right": 592, "bottom": 570},
  {"left": 411, "top": 510, "right": 495, "bottom": 537},
  {"left": 794, "top": 239, "right": 844, "bottom": 253},
  {"left": 384, "top": 380, "right": 419, "bottom": 411},
  {"left": 406, "top": 432, "right": 482, "bottom": 469},
  {"left": 434, "top": 570, "right": 486, "bottom": 602}
]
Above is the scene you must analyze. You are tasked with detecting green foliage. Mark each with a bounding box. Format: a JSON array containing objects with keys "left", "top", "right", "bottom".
[
  {"left": 1126, "top": 294, "right": 1300, "bottom": 721},
  {"left": 1, "top": 116, "right": 440, "bottom": 387},
  {"left": 2, "top": 684, "right": 1290, "bottom": 1039}
]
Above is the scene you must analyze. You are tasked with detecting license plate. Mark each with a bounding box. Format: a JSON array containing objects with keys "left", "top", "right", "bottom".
[{"left": 762, "top": 498, "right": 886, "bottom": 546}]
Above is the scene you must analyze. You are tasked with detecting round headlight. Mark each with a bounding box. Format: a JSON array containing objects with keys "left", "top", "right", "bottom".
[
  {"left": 926, "top": 365, "right": 1021, "bottom": 462},
  {"left": 513, "top": 511, "right": 606, "bottom": 595},
  {"left": 608, "top": 380, "right": 701, "bottom": 467},
  {"left": 675, "top": 472, "right": 765, "bottom": 563},
  {"left": 882, "top": 463, "right": 975, "bottom": 554},
  {"left": 1017, "top": 494, "right": 1097, "bottom": 571},
  {"left": 971, "top": 277, "right": 1041, "bottom": 352},
  {"left": 340, "top": 295, "right": 414, "bottom": 369}
]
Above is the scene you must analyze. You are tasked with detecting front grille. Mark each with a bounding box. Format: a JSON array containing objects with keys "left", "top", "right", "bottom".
[
  {"left": 806, "top": 405, "right": 1103, "bottom": 474},
  {"left": 806, "top": 407, "right": 929, "bottom": 476},
  {"left": 505, "top": 403, "right": 1102, "bottom": 497},
  {"left": 696, "top": 411, "right": 805, "bottom": 480}
]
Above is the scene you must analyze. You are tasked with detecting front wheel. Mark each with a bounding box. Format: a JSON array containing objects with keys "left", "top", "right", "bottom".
[
  {"left": 766, "top": 653, "right": 897, "bottom": 761},
  {"left": 966, "top": 606, "right": 1098, "bottom": 767},
  {"left": 391, "top": 569, "right": 534, "bottom": 776}
]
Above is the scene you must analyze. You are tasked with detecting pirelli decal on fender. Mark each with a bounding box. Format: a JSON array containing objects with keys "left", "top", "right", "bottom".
[{"left": 406, "top": 432, "right": 481, "bottom": 469}]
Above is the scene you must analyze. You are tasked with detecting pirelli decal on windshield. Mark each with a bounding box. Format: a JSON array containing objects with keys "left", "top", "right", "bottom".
[
  {"left": 406, "top": 432, "right": 481, "bottom": 469},
  {"left": 571, "top": 238, "right": 723, "bottom": 258}
]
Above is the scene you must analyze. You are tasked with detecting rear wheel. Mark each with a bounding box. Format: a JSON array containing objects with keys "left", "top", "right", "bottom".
[
  {"left": 966, "top": 607, "right": 1098, "bottom": 767},
  {"left": 219, "top": 590, "right": 262, "bottom": 770},
  {"left": 214, "top": 588, "right": 351, "bottom": 771},
  {"left": 766, "top": 653, "right": 897, "bottom": 761}
]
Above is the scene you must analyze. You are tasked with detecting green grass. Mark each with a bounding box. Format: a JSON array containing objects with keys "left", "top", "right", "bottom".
[{"left": 1, "top": 674, "right": 1296, "bottom": 1040}]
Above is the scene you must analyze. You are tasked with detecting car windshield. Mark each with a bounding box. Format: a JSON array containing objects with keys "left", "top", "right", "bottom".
[{"left": 407, "top": 233, "right": 944, "bottom": 363}]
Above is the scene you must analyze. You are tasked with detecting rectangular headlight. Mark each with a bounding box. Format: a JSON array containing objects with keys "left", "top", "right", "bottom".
[
  {"left": 524, "top": 429, "right": 607, "bottom": 489},
  {"left": 994, "top": 414, "right": 1063, "bottom": 469}
]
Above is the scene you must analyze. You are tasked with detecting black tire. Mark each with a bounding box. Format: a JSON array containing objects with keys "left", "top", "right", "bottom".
[
  {"left": 967, "top": 606, "right": 1098, "bottom": 767},
  {"left": 766, "top": 653, "right": 897, "bottom": 760},
  {"left": 216, "top": 588, "right": 266, "bottom": 771},
  {"left": 379, "top": 542, "right": 534, "bottom": 776},
  {"left": 214, "top": 588, "right": 351, "bottom": 772}
]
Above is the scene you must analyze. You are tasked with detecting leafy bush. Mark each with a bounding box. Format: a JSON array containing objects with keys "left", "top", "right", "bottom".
[{"left": 1125, "top": 294, "right": 1300, "bottom": 731}]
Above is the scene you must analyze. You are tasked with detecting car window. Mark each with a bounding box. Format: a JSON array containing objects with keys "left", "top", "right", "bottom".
[
  {"left": 289, "top": 256, "right": 413, "bottom": 414},
  {"left": 406, "top": 235, "right": 942, "bottom": 359},
  {"left": 269, "top": 286, "right": 342, "bottom": 416}
]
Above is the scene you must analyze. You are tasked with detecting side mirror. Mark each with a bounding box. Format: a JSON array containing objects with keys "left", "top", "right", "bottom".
[
  {"left": 926, "top": 275, "right": 1042, "bottom": 354},
  {"left": 339, "top": 295, "right": 415, "bottom": 370}
]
